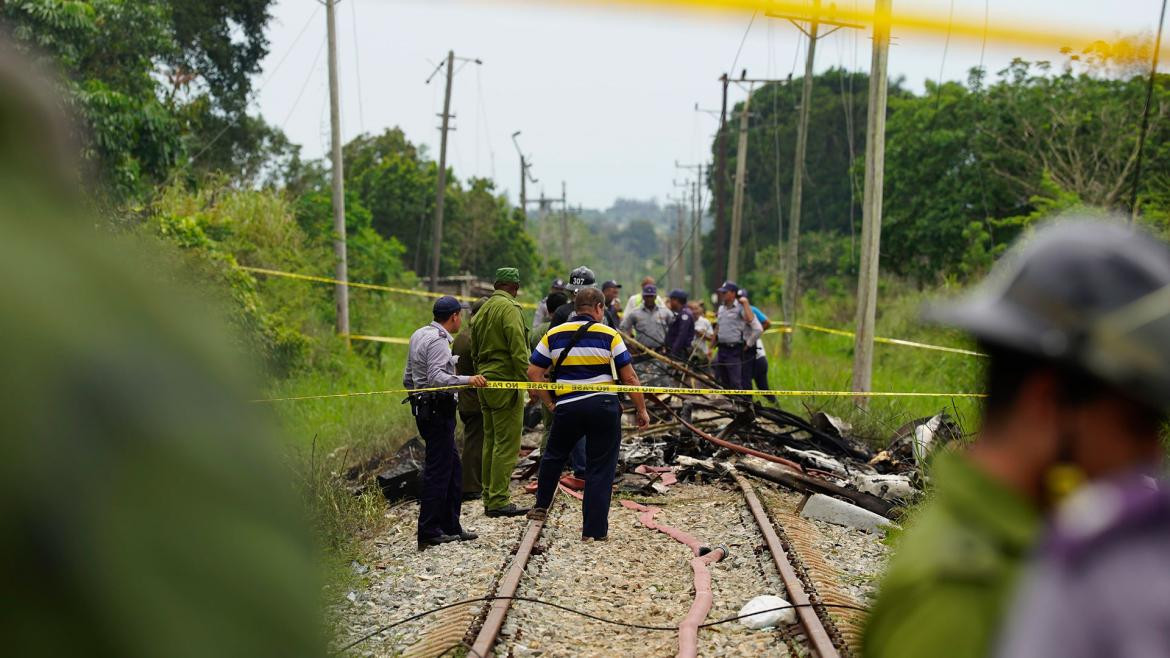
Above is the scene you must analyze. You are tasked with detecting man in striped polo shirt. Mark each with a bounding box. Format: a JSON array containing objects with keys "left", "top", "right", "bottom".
[{"left": 525, "top": 287, "right": 650, "bottom": 540}]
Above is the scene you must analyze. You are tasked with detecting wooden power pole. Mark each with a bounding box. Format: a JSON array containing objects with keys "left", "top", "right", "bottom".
[
  {"left": 851, "top": 0, "right": 893, "bottom": 402},
  {"left": 511, "top": 131, "right": 536, "bottom": 221},
  {"left": 325, "top": 0, "right": 349, "bottom": 337},
  {"left": 676, "top": 161, "right": 706, "bottom": 294},
  {"left": 767, "top": 0, "right": 863, "bottom": 356},
  {"left": 713, "top": 74, "right": 730, "bottom": 288},
  {"left": 429, "top": 51, "right": 454, "bottom": 292},
  {"left": 727, "top": 85, "right": 752, "bottom": 283},
  {"left": 559, "top": 181, "right": 571, "bottom": 265},
  {"left": 426, "top": 51, "right": 481, "bottom": 291}
]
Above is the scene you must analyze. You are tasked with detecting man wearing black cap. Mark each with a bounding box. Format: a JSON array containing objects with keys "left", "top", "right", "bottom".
[
  {"left": 405, "top": 296, "right": 488, "bottom": 549},
  {"left": 663, "top": 289, "right": 696, "bottom": 360},
  {"left": 864, "top": 219, "right": 1170, "bottom": 658},
  {"left": 601, "top": 280, "right": 623, "bottom": 328},
  {"left": 712, "top": 281, "right": 758, "bottom": 390}
]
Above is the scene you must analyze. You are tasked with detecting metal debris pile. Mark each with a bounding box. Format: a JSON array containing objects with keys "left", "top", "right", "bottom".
[
  {"left": 594, "top": 352, "right": 967, "bottom": 520},
  {"left": 356, "top": 346, "right": 964, "bottom": 523}
]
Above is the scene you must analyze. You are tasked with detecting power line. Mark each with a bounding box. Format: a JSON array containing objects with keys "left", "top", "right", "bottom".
[
  {"left": 1129, "top": 0, "right": 1168, "bottom": 219},
  {"left": 728, "top": 10, "right": 759, "bottom": 78},
  {"left": 282, "top": 37, "right": 327, "bottom": 130},
  {"left": 349, "top": 0, "right": 366, "bottom": 134},
  {"left": 933, "top": 0, "right": 956, "bottom": 112},
  {"left": 186, "top": 5, "right": 321, "bottom": 168}
]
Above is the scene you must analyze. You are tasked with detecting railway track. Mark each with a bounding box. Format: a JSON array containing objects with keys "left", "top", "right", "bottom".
[{"left": 459, "top": 470, "right": 861, "bottom": 658}]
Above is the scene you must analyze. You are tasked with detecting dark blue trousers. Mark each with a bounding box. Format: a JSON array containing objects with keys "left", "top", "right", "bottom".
[
  {"left": 415, "top": 401, "right": 464, "bottom": 541},
  {"left": 753, "top": 354, "right": 776, "bottom": 402},
  {"left": 715, "top": 345, "right": 751, "bottom": 390},
  {"left": 534, "top": 395, "right": 622, "bottom": 539}
]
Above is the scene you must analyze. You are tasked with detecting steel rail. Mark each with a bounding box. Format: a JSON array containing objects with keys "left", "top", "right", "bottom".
[
  {"left": 468, "top": 488, "right": 559, "bottom": 657},
  {"left": 729, "top": 466, "right": 841, "bottom": 658}
]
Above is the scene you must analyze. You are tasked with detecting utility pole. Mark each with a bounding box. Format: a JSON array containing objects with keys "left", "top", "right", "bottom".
[
  {"left": 426, "top": 51, "right": 482, "bottom": 291},
  {"left": 706, "top": 73, "right": 725, "bottom": 286},
  {"left": 768, "top": 0, "right": 864, "bottom": 355},
  {"left": 511, "top": 131, "right": 536, "bottom": 221},
  {"left": 325, "top": 0, "right": 349, "bottom": 337},
  {"left": 713, "top": 74, "right": 730, "bottom": 289},
  {"left": 676, "top": 161, "right": 706, "bottom": 294},
  {"left": 429, "top": 51, "right": 454, "bottom": 292},
  {"left": 560, "top": 181, "right": 571, "bottom": 265},
  {"left": 727, "top": 85, "right": 752, "bottom": 283},
  {"left": 851, "top": 0, "right": 893, "bottom": 403},
  {"left": 692, "top": 173, "right": 703, "bottom": 292}
]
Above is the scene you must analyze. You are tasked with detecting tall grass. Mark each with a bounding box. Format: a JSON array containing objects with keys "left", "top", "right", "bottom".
[{"left": 759, "top": 282, "right": 984, "bottom": 446}]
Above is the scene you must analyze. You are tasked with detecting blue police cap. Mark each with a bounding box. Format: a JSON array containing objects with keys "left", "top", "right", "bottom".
[{"left": 432, "top": 295, "right": 464, "bottom": 316}]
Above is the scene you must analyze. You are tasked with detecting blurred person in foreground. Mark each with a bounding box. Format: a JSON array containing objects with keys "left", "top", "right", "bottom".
[
  {"left": 404, "top": 296, "right": 488, "bottom": 549},
  {"left": 469, "top": 267, "right": 531, "bottom": 517},
  {"left": 863, "top": 218, "right": 1170, "bottom": 658},
  {"left": 525, "top": 287, "right": 650, "bottom": 539},
  {"left": 0, "top": 47, "right": 323, "bottom": 654},
  {"left": 996, "top": 223, "right": 1170, "bottom": 657}
]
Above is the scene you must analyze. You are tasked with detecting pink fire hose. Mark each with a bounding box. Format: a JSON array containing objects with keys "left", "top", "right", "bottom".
[{"left": 620, "top": 500, "right": 729, "bottom": 658}]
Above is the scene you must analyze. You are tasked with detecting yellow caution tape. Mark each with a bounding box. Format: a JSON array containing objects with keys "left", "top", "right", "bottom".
[
  {"left": 346, "top": 334, "right": 411, "bottom": 345},
  {"left": 238, "top": 265, "right": 539, "bottom": 309},
  {"left": 253, "top": 380, "right": 985, "bottom": 403},
  {"left": 763, "top": 322, "right": 986, "bottom": 357}
]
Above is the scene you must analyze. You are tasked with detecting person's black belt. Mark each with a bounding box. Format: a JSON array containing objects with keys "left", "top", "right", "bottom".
[
  {"left": 403, "top": 391, "right": 456, "bottom": 417},
  {"left": 717, "top": 342, "right": 745, "bottom": 349}
]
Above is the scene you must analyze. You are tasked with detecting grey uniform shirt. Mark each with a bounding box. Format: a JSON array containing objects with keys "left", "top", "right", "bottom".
[
  {"left": 715, "top": 302, "right": 759, "bottom": 345},
  {"left": 532, "top": 297, "right": 550, "bottom": 330},
  {"left": 403, "top": 321, "right": 470, "bottom": 389},
  {"left": 619, "top": 303, "right": 674, "bottom": 348}
]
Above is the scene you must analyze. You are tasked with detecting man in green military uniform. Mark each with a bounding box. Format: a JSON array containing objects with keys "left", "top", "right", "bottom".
[
  {"left": 452, "top": 297, "right": 488, "bottom": 499},
  {"left": 469, "top": 267, "right": 531, "bottom": 517},
  {"left": 864, "top": 218, "right": 1170, "bottom": 658}
]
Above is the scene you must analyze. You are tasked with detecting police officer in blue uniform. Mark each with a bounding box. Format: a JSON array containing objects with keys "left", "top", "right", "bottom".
[{"left": 404, "top": 296, "right": 488, "bottom": 549}]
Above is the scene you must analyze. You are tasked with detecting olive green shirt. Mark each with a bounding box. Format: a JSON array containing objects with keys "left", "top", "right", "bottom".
[
  {"left": 863, "top": 452, "right": 1040, "bottom": 658},
  {"left": 451, "top": 329, "right": 479, "bottom": 415},
  {"left": 470, "top": 289, "right": 529, "bottom": 383}
]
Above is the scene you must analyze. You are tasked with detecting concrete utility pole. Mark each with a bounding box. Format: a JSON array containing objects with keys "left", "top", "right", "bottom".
[
  {"left": 676, "top": 161, "right": 706, "bottom": 294},
  {"left": 713, "top": 74, "right": 730, "bottom": 289},
  {"left": 511, "top": 131, "right": 536, "bottom": 221},
  {"left": 325, "top": 0, "right": 349, "bottom": 337},
  {"left": 766, "top": 0, "right": 864, "bottom": 356},
  {"left": 429, "top": 50, "right": 454, "bottom": 292},
  {"left": 727, "top": 85, "right": 753, "bottom": 283},
  {"left": 559, "top": 181, "right": 571, "bottom": 265},
  {"left": 851, "top": 0, "right": 893, "bottom": 403},
  {"left": 426, "top": 51, "right": 482, "bottom": 291}
]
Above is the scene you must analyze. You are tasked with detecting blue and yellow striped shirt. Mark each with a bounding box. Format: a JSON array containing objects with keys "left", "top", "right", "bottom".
[{"left": 529, "top": 315, "right": 632, "bottom": 406}]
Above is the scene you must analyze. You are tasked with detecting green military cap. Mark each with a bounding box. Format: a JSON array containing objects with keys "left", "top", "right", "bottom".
[{"left": 494, "top": 267, "right": 520, "bottom": 284}]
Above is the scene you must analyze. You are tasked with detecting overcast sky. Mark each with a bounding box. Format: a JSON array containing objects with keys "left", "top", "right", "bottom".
[{"left": 254, "top": 0, "right": 1162, "bottom": 209}]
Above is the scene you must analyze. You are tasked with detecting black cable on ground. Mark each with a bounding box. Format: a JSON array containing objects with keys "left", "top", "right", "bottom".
[{"left": 334, "top": 595, "right": 867, "bottom": 653}]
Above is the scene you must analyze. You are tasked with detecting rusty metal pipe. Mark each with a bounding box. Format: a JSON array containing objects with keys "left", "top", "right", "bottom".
[{"left": 649, "top": 395, "right": 806, "bottom": 472}]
